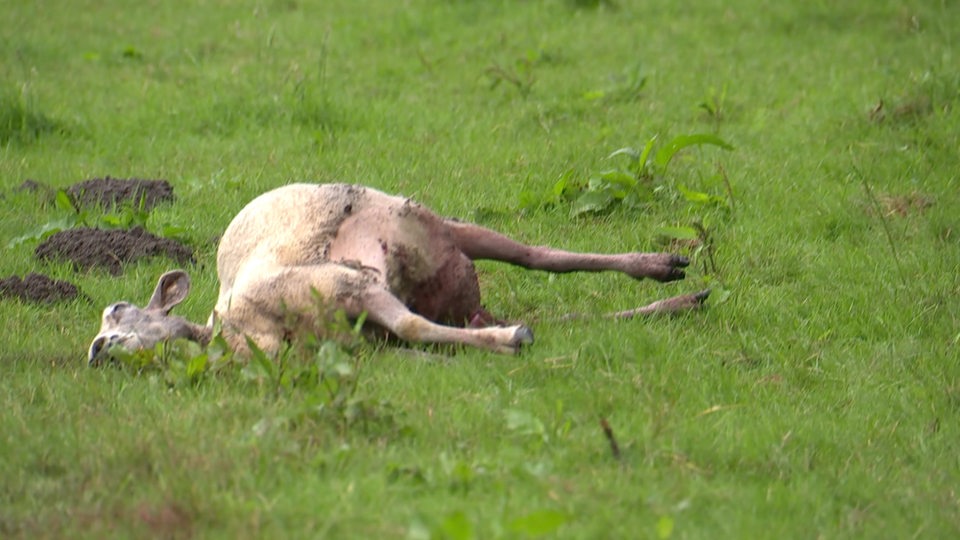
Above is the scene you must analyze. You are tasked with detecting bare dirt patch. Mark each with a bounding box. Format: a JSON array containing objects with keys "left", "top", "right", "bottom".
[
  {"left": 871, "top": 191, "right": 935, "bottom": 217},
  {"left": 880, "top": 192, "right": 935, "bottom": 217},
  {"left": 5, "top": 177, "right": 175, "bottom": 210},
  {"left": 16, "top": 179, "right": 47, "bottom": 194},
  {"left": 0, "top": 273, "right": 83, "bottom": 304},
  {"left": 137, "top": 501, "right": 195, "bottom": 540},
  {"left": 35, "top": 227, "right": 194, "bottom": 275},
  {"left": 65, "top": 177, "right": 174, "bottom": 210}
]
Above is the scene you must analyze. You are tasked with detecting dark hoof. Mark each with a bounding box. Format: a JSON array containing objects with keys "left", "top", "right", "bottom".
[
  {"left": 693, "top": 289, "right": 711, "bottom": 304},
  {"left": 671, "top": 289, "right": 711, "bottom": 311},
  {"left": 512, "top": 326, "right": 535, "bottom": 348},
  {"left": 663, "top": 269, "right": 686, "bottom": 282},
  {"left": 656, "top": 255, "right": 690, "bottom": 282}
]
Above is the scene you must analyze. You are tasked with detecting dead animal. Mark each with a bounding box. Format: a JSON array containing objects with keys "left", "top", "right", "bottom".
[{"left": 88, "top": 183, "right": 708, "bottom": 364}]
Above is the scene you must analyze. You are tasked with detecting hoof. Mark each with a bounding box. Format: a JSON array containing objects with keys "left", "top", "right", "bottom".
[
  {"left": 511, "top": 326, "right": 535, "bottom": 348},
  {"left": 655, "top": 254, "right": 690, "bottom": 282},
  {"left": 693, "top": 289, "right": 711, "bottom": 304}
]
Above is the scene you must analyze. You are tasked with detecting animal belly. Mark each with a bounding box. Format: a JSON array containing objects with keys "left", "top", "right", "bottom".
[
  {"left": 387, "top": 244, "right": 481, "bottom": 326},
  {"left": 328, "top": 197, "right": 483, "bottom": 326}
]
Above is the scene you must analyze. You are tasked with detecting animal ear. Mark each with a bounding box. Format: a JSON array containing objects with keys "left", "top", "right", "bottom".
[{"left": 145, "top": 270, "right": 191, "bottom": 314}]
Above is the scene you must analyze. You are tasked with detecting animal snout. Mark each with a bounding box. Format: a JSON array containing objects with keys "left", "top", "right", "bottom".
[
  {"left": 88, "top": 334, "right": 115, "bottom": 366},
  {"left": 88, "top": 333, "right": 138, "bottom": 366}
]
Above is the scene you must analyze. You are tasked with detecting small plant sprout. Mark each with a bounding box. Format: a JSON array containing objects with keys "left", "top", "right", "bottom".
[
  {"left": 583, "top": 64, "right": 648, "bottom": 103},
  {"left": 657, "top": 220, "right": 720, "bottom": 276},
  {"left": 485, "top": 45, "right": 556, "bottom": 99},
  {"left": 699, "top": 84, "right": 729, "bottom": 127},
  {"left": 485, "top": 59, "right": 536, "bottom": 98}
]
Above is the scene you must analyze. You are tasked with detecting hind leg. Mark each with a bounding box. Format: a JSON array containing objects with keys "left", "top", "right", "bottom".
[
  {"left": 444, "top": 220, "right": 689, "bottom": 282},
  {"left": 443, "top": 220, "right": 709, "bottom": 318},
  {"left": 557, "top": 289, "right": 711, "bottom": 321}
]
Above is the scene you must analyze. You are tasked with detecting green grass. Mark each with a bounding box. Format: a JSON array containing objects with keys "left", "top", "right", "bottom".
[{"left": 2, "top": 0, "right": 959, "bottom": 537}]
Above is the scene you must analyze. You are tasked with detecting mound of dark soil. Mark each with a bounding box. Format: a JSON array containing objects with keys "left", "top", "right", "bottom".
[
  {"left": 35, "top": 227, "right": 194, "bottom": 275},
  {"left": 0, "top": 273, "right": 83, "bottom": 304},
  {"left": 16, "top": 179, "right": 46, "bottom": 193},
  {"left": 66, "top": 177, "right": 174, "bottom": 210}
]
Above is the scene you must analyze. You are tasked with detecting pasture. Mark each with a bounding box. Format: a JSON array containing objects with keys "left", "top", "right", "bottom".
[{"left": 2, "top": 0, "right": 958, "bottom": 537}]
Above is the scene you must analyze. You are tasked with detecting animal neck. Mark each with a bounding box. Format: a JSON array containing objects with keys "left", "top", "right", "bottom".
[{"left": 191, "top": 323, "right": 213, "bottom": 347}]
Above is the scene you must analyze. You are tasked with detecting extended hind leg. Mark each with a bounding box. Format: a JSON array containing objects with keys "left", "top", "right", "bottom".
[
  {"left": 558, "top": 289, "right": 711, "bottom": 321},
  {"left": 444, "top": 220, "right": 689, "bottom": 282},
  {"left": 444, "top": 220, "right": 708, "bottom": 318}
]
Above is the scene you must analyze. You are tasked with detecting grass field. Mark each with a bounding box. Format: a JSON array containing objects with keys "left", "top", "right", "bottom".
[{"left": 2, "top": 0, "right": 959, "bottom": 537}]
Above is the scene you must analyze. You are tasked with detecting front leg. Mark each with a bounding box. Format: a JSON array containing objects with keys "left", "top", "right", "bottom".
[
  {"left": 444, "top": 220, "right": 689, "bottom": 282},
  {"left": 358, "top": 285, "right": 535, "bottom": 354}
]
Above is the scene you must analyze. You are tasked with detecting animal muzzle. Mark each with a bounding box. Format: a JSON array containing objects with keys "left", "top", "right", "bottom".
[{"left": 87, "top": 333, "right": 140, "bottom": 366}]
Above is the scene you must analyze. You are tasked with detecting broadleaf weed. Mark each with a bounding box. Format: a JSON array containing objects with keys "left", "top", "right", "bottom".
[
  {"left": 6, "top": 189, "right": 190, "bottom": 249},
  {"left": 520, "top": 133, "right": 734, "bottom": 217}
]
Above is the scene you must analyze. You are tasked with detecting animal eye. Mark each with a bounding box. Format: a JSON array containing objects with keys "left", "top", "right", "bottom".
[{"left": 104, "top": 302, "right": 131, "bottom": 320}]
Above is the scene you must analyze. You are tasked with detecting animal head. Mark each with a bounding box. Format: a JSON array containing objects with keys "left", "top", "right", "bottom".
[{"left": 88, "top": 270, "right": 204, "bottom": 365}]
